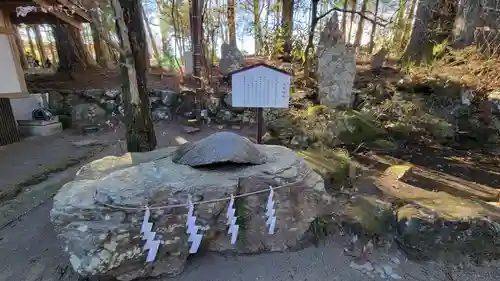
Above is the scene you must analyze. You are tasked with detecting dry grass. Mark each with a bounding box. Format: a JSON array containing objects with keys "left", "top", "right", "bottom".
[{"left": 411, "top": 47, "right": 500, "bottom": 93}]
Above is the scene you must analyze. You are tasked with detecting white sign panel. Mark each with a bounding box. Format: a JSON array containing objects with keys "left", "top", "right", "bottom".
[{"left": 231, "top": 65, "right": 290, "bottom": 108}]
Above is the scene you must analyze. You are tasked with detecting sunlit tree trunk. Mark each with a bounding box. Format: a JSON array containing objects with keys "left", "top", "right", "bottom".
[
  {"left": 34, "top": 25, "right": 46, "bottom": 63},
  {"left": 401, "top": 0, "right": 418, "bottom": 49},
  {"left": 452, "top": 0, "right": 482, "bottom": 48},
  {"left": 280, "top": 0, "right": 294, "bottom": 57},
  {"left": 353, "top": 0, "right": 369, "bottom": 47},
  {"left": 228, "top": 0, "right": 237, "bottom": 46},
  {"left": 26, "top": 26, "right": 37, "bottom": 59},
  {"left": 142, "top": 3, "right": 160, "bottom": 66},
  {"left": 13, "top": 26, "right": 28, "bottom": 69},
  {"left": 46, "top": 25, "right": 58, "bottom": 63},
  {"left": 303, "top": 0, "right": 319, "bottom": 81},
  {"left": 401, "top": 0, "right": 457, "bottom": 64},
  {"left": 89, "top": 6, "right": 114, "bottom": 68},
  {"left": 347, "top": 0, "right": 357, "bottom": 43},
  {"left": 341, "top": 0, "right": 348, "bottom": 38},
  {"left": 369, "top": 0, "right": 381, "bottom": 53},
  {"left": 253, "top": 0, "right": 262, "bottom": 54},
  {"left": 392, "top": 0, "right": 407, "bottom": 50}
]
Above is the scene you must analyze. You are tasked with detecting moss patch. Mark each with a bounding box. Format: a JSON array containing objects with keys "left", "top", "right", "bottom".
[
  {"left": 296, "top": 148, "right": 353, "bottom": 189},
  {"left": 343, "top": 195, "right": 394, "bottom": 237}
]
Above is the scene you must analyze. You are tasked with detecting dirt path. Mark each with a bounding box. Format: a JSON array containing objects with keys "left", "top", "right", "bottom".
[{"left": 0, "top": 131, "right": 101, "bottom": 201}]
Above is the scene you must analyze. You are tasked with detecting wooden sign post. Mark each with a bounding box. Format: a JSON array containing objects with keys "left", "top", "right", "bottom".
[{"left": 229, "top": 63, "right": 292, "bottom": 144}]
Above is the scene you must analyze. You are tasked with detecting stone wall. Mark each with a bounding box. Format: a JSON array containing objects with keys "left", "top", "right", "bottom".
[{"left": 35, "top": 88, "right": 256, "bottom": 129}]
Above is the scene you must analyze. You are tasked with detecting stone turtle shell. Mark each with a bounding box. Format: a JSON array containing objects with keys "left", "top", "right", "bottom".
[{"left": 172, "top": 132, "right": 267, "bottom": 167}]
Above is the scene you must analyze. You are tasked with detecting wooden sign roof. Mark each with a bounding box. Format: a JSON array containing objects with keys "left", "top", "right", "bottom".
[
  {"left": 1, "top": 0, "right": 90, "bottom": 29},
  {"left": 228, "top": 63, "right": 292, "bottom": 77}
]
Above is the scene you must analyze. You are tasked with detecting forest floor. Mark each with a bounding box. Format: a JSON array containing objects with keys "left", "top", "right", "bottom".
[{"left": 2, "top": 50, "right": 500, "bottom": 281}]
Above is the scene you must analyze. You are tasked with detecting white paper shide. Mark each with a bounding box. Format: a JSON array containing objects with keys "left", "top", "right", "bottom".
[
  {"left": 140, "top": 207, "right": 160, "bottom": 262},
  {"left": 264, "top": 187, "right": 277, "bottom": 234},
  {"left": 226, "top": 195, "right": 239, "bottom": 244},
  {"left": 185, "top": 197, "right": 203, "bottom": 254}
]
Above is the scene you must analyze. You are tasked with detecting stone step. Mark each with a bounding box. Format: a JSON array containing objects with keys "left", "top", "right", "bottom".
[{"left": 18, "top": 122, "right": 63, "bottom": 137}]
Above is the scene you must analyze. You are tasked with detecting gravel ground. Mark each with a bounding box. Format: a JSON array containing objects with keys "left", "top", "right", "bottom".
[{"left": 1, "top": 199, "right": 499, "bottom": 281}]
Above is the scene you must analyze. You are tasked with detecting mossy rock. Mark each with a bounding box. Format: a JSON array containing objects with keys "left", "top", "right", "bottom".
[
  {"left": 395, "top": 197, "right": 500, "bottom": 262},
  {"left": 334, "top": 110, "right": 385, "bottom": 144},
  {"left": 369, "top": 139, "right": 398, "bottom": 150},
  {"left": 306, "top": 105, "right": 328, "bottom": 116},
  {"left": 296, "top": 149, "right": 352, "bottom": 189},
  {"left": 343, "top": 195, "right": 394, "bottom": 237}
]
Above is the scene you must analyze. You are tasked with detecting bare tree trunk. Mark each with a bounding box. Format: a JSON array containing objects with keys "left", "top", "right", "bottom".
[
  {"left": 190, "top": 0, "right": 204, "bottom": 120},
  {"left": 452, "top": 0, "right": 482, "bottom": 48},
  {"left": 281, "top": 0, "right": 294, "bottom": 57},
  {"left": 401, "top": 0, "right": 434, "bottom": 64},
  {"left": 401, "top": 0, "right": 418, "bottom": 49},
  {"left": 89, "top": 7, "right": 114, "bottom": 68},
  {"left": 253, "top": 0, "right": 261, "bottom": 54},
  {"left": 142, "top": 4, "right": 161, "bottom": 65},
  {"left": 169, "top": 0, "right": 184, "bottom": 74},
  {"left": 113, "top": 0, "right": 157, "bottom": 152},
  {"left": 393, "top": 0, "right": 407, "bottom": 50},
  {"left": 26, "top": 26, "right": 37, "bottom": 59},
  {"left": 369, "top": 0, "right": 381, "bottom": 53},
  {"left": 353, "top": 0, "right": 368, "bottom": 47},
  {"left": 228, "top": 0, "right": 237, "bottom": 46},
  {"left": 402, "top": 0, "right": 457, "bottom": 64},
  {"left": 46, "top": 25, "right": 58, "bottom": 63},
  {"left": 34, "top": 25, "right": 46, "bottom": 63},
  {"left": 91, "top": 25, "right": 113, "bottom": 68},
  {"left": 347, "top": 0, "right": 357, "bottom": 43},
  {"left": 303, "top": 0, "right": 319, "bottom": 81},
  {"left": 53, "top": 23, "right": 96, "bottom": 73},
  {"left": 14, "top": 25, "right": 28, "bottom": 69},
  {"left": 341, "top": 0, "right": 348, "bottom": 38}
]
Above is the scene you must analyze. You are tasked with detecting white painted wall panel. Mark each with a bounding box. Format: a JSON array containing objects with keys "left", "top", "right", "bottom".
[{"left": 0, "top": 34, "right": 23, "bottom": 94}]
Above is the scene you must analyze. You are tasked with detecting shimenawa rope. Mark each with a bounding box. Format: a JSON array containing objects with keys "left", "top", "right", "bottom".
[{"left": 94, "top": 171, "right": 311, "bottom": 211}]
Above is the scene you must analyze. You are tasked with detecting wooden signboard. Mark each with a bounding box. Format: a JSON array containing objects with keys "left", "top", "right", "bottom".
[{"left": 230, "top": 63, "right": 291, "bottom": 143}]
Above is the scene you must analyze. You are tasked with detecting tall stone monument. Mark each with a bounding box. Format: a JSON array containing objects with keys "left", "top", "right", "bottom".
[{"left": 316, "top": 13, "right": 356, "bottom": 108}]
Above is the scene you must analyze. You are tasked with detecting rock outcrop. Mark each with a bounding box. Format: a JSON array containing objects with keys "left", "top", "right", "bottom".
[{"left": 51, "top": 132, "right": 331, "bottom": 280}]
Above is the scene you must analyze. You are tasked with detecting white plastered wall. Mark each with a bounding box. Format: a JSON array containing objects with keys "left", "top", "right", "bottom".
[{"left": 0, "top": 9, "right": 41, "bottom": 121}]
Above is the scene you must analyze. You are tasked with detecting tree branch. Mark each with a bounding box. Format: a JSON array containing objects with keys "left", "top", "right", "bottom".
[{"left": 317, "top": 7, "right": 391, "bottom": 27}]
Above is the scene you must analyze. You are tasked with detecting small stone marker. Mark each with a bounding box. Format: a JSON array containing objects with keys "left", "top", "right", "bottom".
[
  {"left": 371, "top": 48, "right": 388, "bottom": 72},
  {"left": 183, "top": 51, "right": 193, "bottom": 75},
  {"left": 229, "top": 63, "right": 291, "bottom": 143}
]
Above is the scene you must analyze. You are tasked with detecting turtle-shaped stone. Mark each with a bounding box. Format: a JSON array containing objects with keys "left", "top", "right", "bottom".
[{"left": 172, "top": 132, "right": 267, "bottom": 167}]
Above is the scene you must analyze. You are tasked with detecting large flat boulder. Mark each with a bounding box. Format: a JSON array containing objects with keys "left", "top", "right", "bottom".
[{"left": 50, "top": 133, "right": 331, "bottom": 280}]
